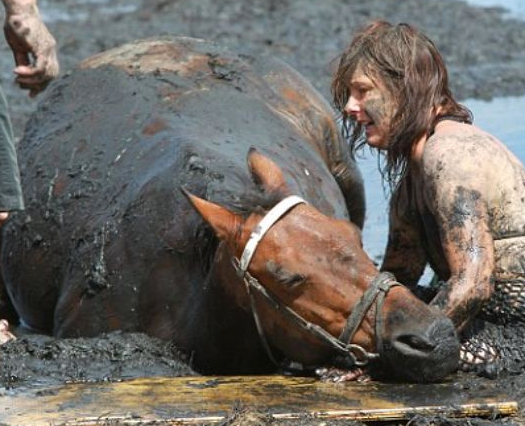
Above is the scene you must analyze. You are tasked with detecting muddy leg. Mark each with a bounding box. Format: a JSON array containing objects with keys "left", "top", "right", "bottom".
[
  {"left": 0, "top": 319, "right": 15, "bottom": 344},
  {"left": 0, "top": 234, "right": 19, "bottom": 344},
  {"left": 0, "top": 276, "right": 17, "bottom": 344},
  {"left": 0, "top": 276, "right": 18, "bottom": 326}
]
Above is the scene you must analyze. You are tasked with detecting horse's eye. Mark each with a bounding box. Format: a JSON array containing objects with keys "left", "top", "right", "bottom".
[
  {"left": 266, "top": 260, "right": 306, "bottom": 289},
  {"left": 281, "top": 273, "right": 306, "bottom": 289}
]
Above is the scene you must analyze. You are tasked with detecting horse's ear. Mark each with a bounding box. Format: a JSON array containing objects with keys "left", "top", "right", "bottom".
[
  {"left": 182, "top": 189, "right": 242, "bottom": 242},
  {"left": 247, "top": 148, "right": 290, "bottom": 195}
]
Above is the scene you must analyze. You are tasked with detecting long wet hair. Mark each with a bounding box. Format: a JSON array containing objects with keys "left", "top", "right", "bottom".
[{"left": 332, "top": 21, "right": 472, "bottom": 186}]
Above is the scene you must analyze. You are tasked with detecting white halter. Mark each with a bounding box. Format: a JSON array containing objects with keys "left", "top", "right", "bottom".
[{"left": 237, "top": 195, "right": 306, "bottom": 273}]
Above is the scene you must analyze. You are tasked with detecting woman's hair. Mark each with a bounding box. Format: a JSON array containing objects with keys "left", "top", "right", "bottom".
[{"left": 332, "top": 21, "right": 472, "bottom": 186}]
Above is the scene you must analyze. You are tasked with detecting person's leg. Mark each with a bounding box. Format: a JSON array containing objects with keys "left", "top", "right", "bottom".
[
  {"left": 0, "top": 86, "right": 24, "bottom": 211},
  {"left": 0, "top": 84, "right": 24, "bottom": 344},
  {"left": 0, "top": 319, "right": 15, "bottom": 344}
]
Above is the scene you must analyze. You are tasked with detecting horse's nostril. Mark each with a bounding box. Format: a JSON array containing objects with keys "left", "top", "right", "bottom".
[
  {"left": 396, "top": 334, "right": 436, "bottom": 352},
  {"left": 384, "top": 318, "right": 459, "bottom": 382}
]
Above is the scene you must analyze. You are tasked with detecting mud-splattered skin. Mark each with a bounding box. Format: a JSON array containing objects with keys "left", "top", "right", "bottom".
[
  {"left": 345, "top": 68, "right": 394, "bottom": 150},
  {"left": 363, "top": 97, "right": 390, "bottom": 136},
  {"left": 382, "top": 121, "right": 525, "bottom": 335},
  {"left": 0, "top": 37, "right": 365, "bottom": 374}
]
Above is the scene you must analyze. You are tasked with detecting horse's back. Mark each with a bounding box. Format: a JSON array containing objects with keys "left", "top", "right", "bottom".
[{"left": 1, "top": 37, "right": 354, "bottom": 343}]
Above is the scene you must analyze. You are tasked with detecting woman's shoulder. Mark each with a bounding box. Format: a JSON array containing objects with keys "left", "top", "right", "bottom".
[{"left": 422, "top": 123, "right": 499, "bottom": 170}]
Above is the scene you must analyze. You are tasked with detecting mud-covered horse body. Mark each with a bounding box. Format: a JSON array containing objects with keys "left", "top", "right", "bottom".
[
  {"left": 1, "top": 37, "right": 459, "bottom": 381},
  {"left": 1, "top": 37, "right": 363, "bottom": 374}
]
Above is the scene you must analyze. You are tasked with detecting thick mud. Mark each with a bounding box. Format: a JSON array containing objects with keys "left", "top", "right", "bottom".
[
  {"left": 2, "top": 0, "right": 525, "bottom": 425},
  {"left": 0, "top": 331, "right": 197, "bottom": 390}
]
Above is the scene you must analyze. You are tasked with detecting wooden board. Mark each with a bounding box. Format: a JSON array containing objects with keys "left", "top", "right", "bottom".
[{"left": 0, "top": 375, "right": 518, "bottom": 425}]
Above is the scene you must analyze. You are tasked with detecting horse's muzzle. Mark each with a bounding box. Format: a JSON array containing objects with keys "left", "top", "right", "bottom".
[{"left": 381, "top": 317, "right": 460, "bottom": 382}]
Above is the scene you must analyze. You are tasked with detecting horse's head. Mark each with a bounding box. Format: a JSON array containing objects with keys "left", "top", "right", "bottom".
[{"left": 184, "top": 149, "right": 459, "bottom": 382}]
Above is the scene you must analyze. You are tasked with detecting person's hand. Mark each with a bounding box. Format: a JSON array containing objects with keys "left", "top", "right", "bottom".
[
  {"left": 4, "top": 1, "right": 59, "bottom": 97},
  {"left": 315, "top": 366, "right": 370, "bottom": 382}
]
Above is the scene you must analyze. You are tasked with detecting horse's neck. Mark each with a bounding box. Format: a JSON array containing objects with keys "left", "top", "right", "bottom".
[
  {"left": 210, "top": 241, "right": 251, "bottom": 309},
  {"left": 184, "top": 241, "right": 275, "bottom": 374}
]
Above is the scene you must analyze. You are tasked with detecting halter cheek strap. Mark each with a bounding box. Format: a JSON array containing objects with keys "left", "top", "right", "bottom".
[
  {"left": 339, "top": 271, "right": 400, "bottom": 354},
  {"left": 238, "top": 195, "right": 306, "bottom": 274},
  {"left": 234, "top": 195, "right": 307, "bottom": 366}
]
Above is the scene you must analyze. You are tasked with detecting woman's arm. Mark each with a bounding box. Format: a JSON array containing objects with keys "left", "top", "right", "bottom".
[{"left": 423, "top": 135, "right": 494, "bottom": 332}]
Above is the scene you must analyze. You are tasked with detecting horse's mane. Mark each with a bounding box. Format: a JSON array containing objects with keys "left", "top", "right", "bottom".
[{"left": 228, "top": 185, "right": 287, "bottom": 217}]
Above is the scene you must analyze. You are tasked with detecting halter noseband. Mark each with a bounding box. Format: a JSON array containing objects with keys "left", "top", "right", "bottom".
[{"left": 232, "top": 195, "right": 400, "bottom": 368}]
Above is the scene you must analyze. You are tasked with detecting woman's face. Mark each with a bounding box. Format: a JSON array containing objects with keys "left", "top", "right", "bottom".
[{"left": 343, "top": 67, "right": 396, "bottom": 150}]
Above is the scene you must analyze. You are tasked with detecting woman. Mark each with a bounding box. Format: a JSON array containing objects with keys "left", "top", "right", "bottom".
[{"left": 332, "top": 21, "right": 525, "bottom": 371}]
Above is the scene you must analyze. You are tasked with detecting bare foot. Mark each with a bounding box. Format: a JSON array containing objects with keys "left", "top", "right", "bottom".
[
  {"left": 0, "top": 319, "right": 16, "bottom": 345},
  {"left": 315, "top": 366, "right": 370, "bottom": 382}
]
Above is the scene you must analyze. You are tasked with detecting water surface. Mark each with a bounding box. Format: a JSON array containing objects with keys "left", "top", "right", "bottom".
[
  {"left": 463, "top": 0, "right": 525, "bottom": 20},
  {"left": 39, "top": 0, "right": 139, "bottom": 23}
]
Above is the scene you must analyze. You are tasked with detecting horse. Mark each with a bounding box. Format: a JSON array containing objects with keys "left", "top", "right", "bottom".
[{"left": 0, "top": 36, "right": 459, "bottom": 381}]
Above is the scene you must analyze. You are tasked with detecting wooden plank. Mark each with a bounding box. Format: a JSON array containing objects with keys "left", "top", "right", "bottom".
[{"left": 0, "top": 375, "right": 518, "bottom": 425}]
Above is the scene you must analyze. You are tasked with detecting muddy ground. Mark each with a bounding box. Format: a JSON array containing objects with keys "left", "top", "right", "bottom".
[{"left": 2, "top": 0, "right": 525, "bottom": 425}]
